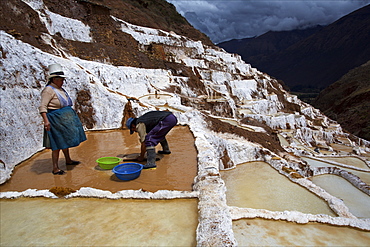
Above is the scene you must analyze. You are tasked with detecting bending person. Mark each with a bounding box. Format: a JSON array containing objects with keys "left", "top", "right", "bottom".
[
  {"left": 126, "top": 111, "right": 177, "bottom": 169},
  {"left": 39, "top": 64, "right": 87, "bottom": 175}
]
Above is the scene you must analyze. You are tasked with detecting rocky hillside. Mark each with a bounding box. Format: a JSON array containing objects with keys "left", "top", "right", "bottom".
[
  {"left": 218, "top": 4, "right": 370, "bottom": 93},
  {"left": 218, "top": 25, "right": 324, "bottom": 69},
  {"left": 313, "top": 61, "right": 370, "bottom": 140},
  {"left": 0, "top": 0, "right": 213, "bottom": 69},
  {"left": 218, "top": 4, "right": 370, "bottom": 141},
  {"left": 1, "top": 0, "right": 370, "bottom": 245}
]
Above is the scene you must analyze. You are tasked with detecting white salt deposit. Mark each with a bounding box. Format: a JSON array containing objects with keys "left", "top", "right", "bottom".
[
  {"left": 1, "top": 1, "right": 370, "bottom": 244},
  {"left": 22, "top": 0, "right": 92, "bottom": 42}
]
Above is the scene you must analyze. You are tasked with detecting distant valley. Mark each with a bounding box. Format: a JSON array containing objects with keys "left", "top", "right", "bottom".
[{"left": 218, "top": 4, "right": 370, "bottom": 140}]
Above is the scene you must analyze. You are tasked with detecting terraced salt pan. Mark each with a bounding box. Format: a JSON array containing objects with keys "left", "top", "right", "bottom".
[
  {"left": 221, "top": 162, "right": 335, "bottom": 216},
  {"left": 0, "top": 198, "right": 198, "bottom": 246},
  {"left": 331, "top": 143, "right": 355, "bottom": 153},
  {"left": 277, "top": 133, "right": 316, "bottom": 154},
  {"left": 323, "top": 156, "right": 370, "bottom": 170},
  {"left": 337, "top": 137, "right": 353, "bottom": 145},
  {"left": 277, "top": 134, "right": 290, "bottom": 146},
  {"left": 311, "top": 175, "right": 370, "bottom": 218},
  {"left": 237, "top": 108, "right": 254, "bottom": 115},
  {"left": 233, "top": 218, "right": 370, "bottom": 246},
  {"left": 307, "top": 147, "right": 334, "bottom": 155},
  {"left": 217, "top": 118, "right": 257, "bottom": 132},
  {"left": 154, "top": 105, "right": 187, "bottom": 113},
  {"left": 0, "top": 127, "right": 197, "bottom": 193},
  {"left": 138, "top": 93, "right": 174, "bottom": 106},
  {"left": 302, "top": 157, "right": 370, "bottom": 185},
  {"left": 2, "top": 5, "right": 370, "bottom": 245}
]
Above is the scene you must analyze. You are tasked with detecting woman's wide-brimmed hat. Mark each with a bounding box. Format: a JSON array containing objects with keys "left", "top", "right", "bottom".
[{"left": 48, "top": 63, "right": 66, "bottom": 80}]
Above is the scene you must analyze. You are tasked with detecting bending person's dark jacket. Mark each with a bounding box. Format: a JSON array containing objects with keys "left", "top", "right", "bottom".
[{"left": 137, "top": 111, "right": 172, "bottom": 133}]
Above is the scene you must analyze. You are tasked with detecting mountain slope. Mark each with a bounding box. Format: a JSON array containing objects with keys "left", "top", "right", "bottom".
[
  {"left": 0, "top": 0, "right": 213, "bottom": 69},
  {"left": 313, "top": 60, "right": 370, "bottom": 140},
  {"left": 218, "top": 4, "right": 370, "bottom": 93},
  {"left": 218, "top": 25, "right": 324, "bottom": 63},
  {"left": 1, "top": 0, "right": 370, "bottom": 245}
]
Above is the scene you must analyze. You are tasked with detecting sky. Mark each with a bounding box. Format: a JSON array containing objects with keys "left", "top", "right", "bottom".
[{"left": 166, "top": 0, "right": 370, "bottom": 44}]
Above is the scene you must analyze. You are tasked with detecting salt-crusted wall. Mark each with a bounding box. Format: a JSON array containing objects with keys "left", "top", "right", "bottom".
[
  {"left": 2, "top": 1, "right": 370, "bottom": 245},
  {"left": 1, "top": 3, "right": 368, "bottom": 181}
]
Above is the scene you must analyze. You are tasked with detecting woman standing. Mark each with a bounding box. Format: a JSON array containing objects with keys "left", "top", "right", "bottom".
[{"left": 39, "top": 64, "right": 87, "bottom": 175}]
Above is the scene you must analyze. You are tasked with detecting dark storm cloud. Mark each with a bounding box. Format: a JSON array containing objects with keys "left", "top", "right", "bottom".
[{"left": 167, "top": 0, "right": 370, "bottom": 44}]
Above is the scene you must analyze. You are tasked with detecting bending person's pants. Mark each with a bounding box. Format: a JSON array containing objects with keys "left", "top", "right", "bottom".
[{"left": 144, "top": 114, "right": 177, "bottom": 147}]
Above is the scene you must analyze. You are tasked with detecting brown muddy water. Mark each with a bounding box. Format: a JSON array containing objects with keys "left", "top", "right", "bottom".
[{"left": 0, "top": 126, "right": 197, "bottom": 193}]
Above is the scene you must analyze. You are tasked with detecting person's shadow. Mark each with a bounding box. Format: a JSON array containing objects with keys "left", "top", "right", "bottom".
[{"left": 30, "top": 158, "right": 76, "bottom": 174}]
